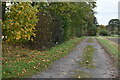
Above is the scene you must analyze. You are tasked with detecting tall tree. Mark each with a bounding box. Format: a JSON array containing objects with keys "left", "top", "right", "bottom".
[{"left": 108, "top": 19, "right": 120, "bottom": 31}]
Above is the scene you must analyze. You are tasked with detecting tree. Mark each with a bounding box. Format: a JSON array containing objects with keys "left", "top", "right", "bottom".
[
  {"left": 87, "top": 24, "right": 97, "bottom": 36},
  {"left": 2, "top": 2, "right": 38, "bottom": 43},
  {"left": 108, "top": 19, "right": 120, "bottom": 32},
  {"left": 98, "top": 25, "right": 106, "bottom": 29},
  {"left": 2, "top": 2, "right": 6, "bottom": 21},
  {"left": 97, "top": 25, "right": 111, "bottom": 36}
]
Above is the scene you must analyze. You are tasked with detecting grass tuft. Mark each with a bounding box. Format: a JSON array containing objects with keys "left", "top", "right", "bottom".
[
  {"left": 78, "top": 45, "right": 95, "bottom": 69},
  {"left": 87, "top": 38, "right": 94, "bottom": 43}
]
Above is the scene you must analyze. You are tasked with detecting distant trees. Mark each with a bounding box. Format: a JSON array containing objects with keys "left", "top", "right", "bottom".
[
  {"left": 108, "top": 19, "right": 120, "bottom": 29},
  {"left": 97, "top": 18, "right": 120, "bottom": 36},
  {"left": 97, "top": 25, "right": 111, "bottom": 36},
  {"left": 108, "top": 19, "right": 120, "bottom": 34},
  {"left": 97, "top": 19, "right": 120, "bottom": 36}
]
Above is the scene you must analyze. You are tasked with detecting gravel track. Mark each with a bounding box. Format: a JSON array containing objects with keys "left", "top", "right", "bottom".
[{"left": 32, "top": 37, "right": 117, "bottom": 78}]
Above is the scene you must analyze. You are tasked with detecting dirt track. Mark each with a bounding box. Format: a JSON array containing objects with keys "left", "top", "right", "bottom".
[{"left": 32, "top": 37, "right": 117, "bottom": 78}]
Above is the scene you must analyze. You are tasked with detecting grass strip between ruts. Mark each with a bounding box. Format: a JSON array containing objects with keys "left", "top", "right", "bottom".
[
  {"left": 72, "top": 44, "right": 95, "bottom": 78},
  {"left": 79, "top": 45, "right": 95, "bottom": 69}
]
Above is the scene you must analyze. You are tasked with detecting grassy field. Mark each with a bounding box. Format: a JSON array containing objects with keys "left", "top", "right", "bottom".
[
  {"left": 96, "top": 37, "right": 119, "bottom": 67},
  {"left": 2, "top": 37, "right": 85, "bottom": 78}
]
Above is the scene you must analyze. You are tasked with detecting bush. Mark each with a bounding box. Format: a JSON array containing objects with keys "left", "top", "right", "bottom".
[
  {"left": 99, "top": 29, "right": 111, "bottom": 36},
  {"left": 2, "top": 2, "right": 38, "bottom": 43}
]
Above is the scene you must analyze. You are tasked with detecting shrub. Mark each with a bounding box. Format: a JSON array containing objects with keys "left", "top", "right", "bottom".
[{"left": 99, "top": 29, "right": 111, "bottom": 36}]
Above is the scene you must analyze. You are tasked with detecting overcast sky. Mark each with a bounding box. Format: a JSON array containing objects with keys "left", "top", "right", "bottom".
[{"left": 95, "top": 0, "right": 120, "bottom": 25}]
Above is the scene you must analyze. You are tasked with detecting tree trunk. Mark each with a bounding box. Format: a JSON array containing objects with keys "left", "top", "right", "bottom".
[{"left": 2, "top": 2, "right": 6, "bottom": 21}]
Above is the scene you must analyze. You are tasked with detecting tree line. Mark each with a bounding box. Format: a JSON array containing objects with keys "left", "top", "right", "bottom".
[
  {"left": 97, "top": 19, "right": 120, "bottom": 36},
  {"left": 2, "top": 2, "right": 98, "bottom": 50}
]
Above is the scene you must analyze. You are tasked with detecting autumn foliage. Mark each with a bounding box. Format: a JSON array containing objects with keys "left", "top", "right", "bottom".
[
  {"left": 2, "top": 2, "right": 38, "bottom": 43},
  {"left": 97, "top": 25, "right": 111, "bottom": 36}
]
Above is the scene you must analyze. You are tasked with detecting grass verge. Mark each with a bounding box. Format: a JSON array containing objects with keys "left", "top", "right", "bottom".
[
  {"left": 96, "top": 37, "right": 119, "bottom": 68},
  {"left": 98, "top": 36, "right": 120, "bottom": 38},
  {"left": 2, "top": 37, "right": 85, "bottom": 78}
]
